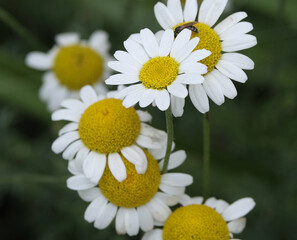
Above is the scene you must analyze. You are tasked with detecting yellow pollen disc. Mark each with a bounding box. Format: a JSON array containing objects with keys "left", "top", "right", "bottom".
[
  {"left": 173, "top": 22, "right": 222, "bottom": 75},
  {"left": 163, "top": 204, "right": 230, "bottom": 240},
  {"left": 99, "top": 150, "right": 161, "bottom": 208},
  {"left": 139, "top": 57, "right": 179, "bottom": 90},
  {"left": 53, "top": 45, "right": 104, "bottom": 90},
  {"left": 78, "top": 98, "right": 140, "bottom": 154}
]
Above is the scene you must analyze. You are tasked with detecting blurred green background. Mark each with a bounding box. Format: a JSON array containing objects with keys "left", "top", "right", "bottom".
[{"left": 0, "top": 0, "right": 296, "bottom": 239}]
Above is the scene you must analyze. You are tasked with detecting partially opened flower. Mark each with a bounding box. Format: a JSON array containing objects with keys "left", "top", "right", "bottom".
[
  {"left": 143, "top": 194, "right": 256, "bottom": 240},
  {"left": 105, "top": 28, "right": 211, "bottom": 112},
  {"left": 26, "top": 31, "right": 111, "bottom": 111},
  {"left": 67, "top": 149, "right": 193, "bottom": 236},
  {"left": 154, "top": 0, "right": 257, "bottom": 114},
  {"left": 51, "top": 85, "right": 167, "bottom": 182}
]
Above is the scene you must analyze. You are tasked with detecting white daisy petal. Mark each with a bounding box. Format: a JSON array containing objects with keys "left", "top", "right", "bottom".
[
  {"left": 167, "top": 0, "right": 183, "bottom": 24},
  {"left": 60, "top": 99, "right": 86, "bottom": 114},
  {"left": 221, "top": 53, "right": 255, "bottom": 70},
  {"left": 176, "top": 73, "right": 204, "bottom": 85},
  {"left": 212, "top": 69, "right": 237, "bottom": 99},
  {"left": 170, "top": 29, "right": 192, "bottom": 59},
  {"left": 184, "top": 0, "right": 198, "bottom": 22},
  {"left": 89, "top": 30, "right": 110, "bottom": 54},
  {"left": 179, "top": 194, "right": 193, "bottom": 206},
  {"left": 220, "top": 22, "right": 254, "bottom": 41},
  {"left": 55, "top": 32, "right": 80, "bottom": 46},
  {"left": 214, "top": 12, "right": 248, "bottom": 35},
  {"left": 114, "top": 50, "right": 142, "bottom": 70},
  {"left": 159, "top": 150, "right": 186, "bottom": 170},
  {"left": 198, "top": 0, "right": 228, "bottom": 27},
  {"left": 139, "top": 89, "right": 158, "bottom": 108},
  {"left": 191, "top": 196, "right": 204, "bottom": 205},
  {"left": 108, "top": 153, "right": 127, "bottom": 182},
  {"left": 155, "top": 90, "right": 170, "bottom": 111},
  {"left": 155, "top": 192, "right": 179, "bottom": 207},
  {"left": 67, "top": 175, "right": 96, "bottom": 190},
  {"left": 215, "top": 199, "right": 229, "bottom": 214},
  {"left": 128, "top": 33, "right": 142, "bottom": 44},
  {"left": 58, "top": 122, "right": 79, "bottom": 135},
  {"left": 62, "top": 140, "right": 84, "bottom": 160},
  {"left": 124, "top": 39, "right": 150, "bottom": 64},
  {"left": 84, "top": 195, "right": 107, "bottom": 222},
  {"left": 216, "top": 60, "right": 248, "bottom": 83},
  {"left": 189, "top": 84, "right": 209, "bottom": 113},
  {"left": 122, "top": 86, "right": 146, "bottom": 108},
  {"left": 222, "top": 198, "right": 256, "bottom": 221},
  {"left": 105, "top": 74, "right": 139, "bottom": 85},
  {"left": 222, "top": 34, "right": 257, "bottom": 52},
  {"left": 175, "top": 37, "right": 199, "bottom": 63},
  {"left": 159, "top": 183, "right": 185, "bottom": 195},
  {"left": 171, "top": 95, "right": 185, "bottom": 117},
  {"left": 25, "top": 52, "right": 52, "bottom": 70},
  {"left": 78, "top": 188, "right": 102, "bottom": 202},
  {"left": 80, "top": 85, "right": 98, "bottom": 105},
  {"left": 94, "top": 203, "right": 117, "bottom": 229},
  {"left": 121, "top": 145, "right": 147, "bottom": 174},
  {"left": 52, "top": 131, "right": 80, "bottom": 154},
  {"left": 140, "top": 28, "right": 159, "bottom": 58},
  {"left": 147, "top": 197, "right": 171, "bottom": 222},
  {"left": 140, "top": 123, "right": 167, "bottom": 144},
  {"left": 108, "top": 61, "right": 139, "bottom": 75},
  {"left": 137, "top": 205, "right": 154, "bottom": 232},
  {"left": 205, "top": 197, "right": 217, "bottom": 208},
  {"left": 136, "top": 135, "right": 161, "bottom": 149},
  {"left": 136, "top": 110, "right": 152, "bottom": 122},
  {"left": 154, "top": 2, "right": 177, "bottom": 29},
  {"left": 124, "top": 208, "right": 140, "bottom": 236},
  {"left": 143, "top": 229, "right": 163, "bottom": 240},
  {"left": 159, "top": 30, "right": 174, "bottom": 57},
  {"left": 155, "top": 30, "right": 165, "bottom": 43},
  {"left": 115, "top": 84, "right": 144, "bottom": 99},
  {"left": 183, "top": 49, "right": 212, "bottom": 64},
  {"left": 68, "top": 160, "right": 80, "bottom": 175},
  {"left": 83, "top": 152, "right": 106, "bottom": 183},
  {"left": 161, "top": 173, "right": 193, "bottom": 187},
  {"left": 203, "top": 73, "right": 225, "bottom": 105},
  {"left": 179, "top": 62, "right": 208, "bottom": 75},
  {"left": 52, "top": 109, "right": 81, "bottom": 122},
  {"left": 116, "top": 208, "right": 127, "bottom": 235},
  {"left": 228, "top": 217, "right": 247, "bottom": 234},
  {"left": 167, "top": 82, "right": 188, "bottom": 98}
]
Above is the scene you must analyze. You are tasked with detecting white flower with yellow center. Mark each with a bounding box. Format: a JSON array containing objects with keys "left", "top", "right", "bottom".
[
  {"left": 105, "top": 28, "right": 211, "bottom": 111},
  {"left": 67, "top": 149, "right": 193, "bottom": 236},
  {"left": 51, "top": 85, "right": 168, "bottom": 183},
  {"left": 26, "top": 31, "right": 111, "bottom": 111},
  {"left": 154, "top": 0, "right": 257, "bottom": 114},
  {"left": 143, "top": 194, "right": 256, "bottom": 240}
]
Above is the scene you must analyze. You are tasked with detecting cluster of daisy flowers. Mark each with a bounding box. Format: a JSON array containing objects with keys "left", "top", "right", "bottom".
[{"left": 26, "top": 0, "right": 257, "bottom": 239}]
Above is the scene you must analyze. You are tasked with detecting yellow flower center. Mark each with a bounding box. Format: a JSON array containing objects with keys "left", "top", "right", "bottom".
[
  {"left": 53, "top": 45, "right": 104, "bottom": 90},
  {"left": 99, "top": 150, "right": 161, "bottom": 208},
  {"left": 78, "top": 98, "right": 140, "bottom": 154},
  {"left": 139, "top": 57, "right": 179, "bottom": 90},
  {"left": 173, "top": 22, "right": 222, "bottom": 75},
  {"left": 163, "top": 204, "right": 229, "bottom": 240}
]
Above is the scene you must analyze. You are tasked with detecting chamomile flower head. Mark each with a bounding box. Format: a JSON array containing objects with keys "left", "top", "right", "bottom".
[
  {"left": 67, "top": 149, "right": 193, "bottom": 236},
  {"left": 105, "top": 28, "right": 211, "bottom": 112},
  {"left": 26, "top": 31, "right": 111, "bottom": 111},
  {"left": 51, "top": 85, "right": 168, "bottom": 183},
  {"left": 154, "top": 0, "right": 257, "bottom": 114},
  {"left": 143, "top": 194, "right": 256, "bottom": 240}
]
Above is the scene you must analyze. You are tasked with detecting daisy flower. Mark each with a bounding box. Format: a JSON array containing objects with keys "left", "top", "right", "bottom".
[
  {"left": 143, "top": 194, "right": 256, "bottom": 240},
  {"left": 51, "top": 85, "right": 167, "bottom": 183},
  {"left": 154, "top": 0, "right": 257, "bottom": 114},
  {"left": 67, "top": 148, "right": 193, "bottom": 236},
  {"left": 26, "top": 31, "right": 111, "bottom": 111},
  {"left": 105, "top": 28, "right": 211, "bottom": 112}
]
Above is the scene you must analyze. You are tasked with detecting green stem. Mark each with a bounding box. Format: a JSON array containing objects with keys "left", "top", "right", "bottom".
[
  {"left": 203, "top": 112, "right": 210, "bottom": 198},
  {"left": 0, "top": 6, "right": 45, "bottom": 50},
  {"left": 162, "top": 106, "right": 174, "bottom": 174}
]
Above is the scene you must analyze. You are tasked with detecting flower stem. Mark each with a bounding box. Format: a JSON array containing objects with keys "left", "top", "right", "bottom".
[
  {"left": 0, "top": 6, "right": 45, "bottom": 50},
  {"left": 203, "top": 112, "right": 210, "bottom": 198},
  {"left": 162, "top": 106, "right": 174, "bottom": 174}
]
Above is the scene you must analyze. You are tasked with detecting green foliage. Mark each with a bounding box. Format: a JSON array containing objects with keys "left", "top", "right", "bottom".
[{"left": 0, "top": 0, "right": 297, "bottom": 239}]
